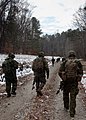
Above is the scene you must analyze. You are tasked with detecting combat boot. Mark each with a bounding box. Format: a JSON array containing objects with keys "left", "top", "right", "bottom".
[
  {"left": 39, "top": 91, "right": 43, "bottom": 96},
  {"left": 7, "top": 93, "right": 11, "bottom": 97},
  {"left": 37, "top": 91, "right": 43, "bottom": 97},
  {"left": 11, "top": 91, "right": 16, "bottom": 96}
]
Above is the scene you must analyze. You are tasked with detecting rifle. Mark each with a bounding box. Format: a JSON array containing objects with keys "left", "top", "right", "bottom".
[{"left": 56, "top": 81, "right": 64, "bottom": 94}]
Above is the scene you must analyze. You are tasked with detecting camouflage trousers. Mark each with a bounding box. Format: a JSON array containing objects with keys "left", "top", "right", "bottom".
[
  {"left": 34, "top": 76, "right": 46, "bottom": 94},
  {"left": 6, "top": 79, "right": 17, "bottom": 94},
  {"left": 63, "top": 80, "right": 79, "bottom": 116}
]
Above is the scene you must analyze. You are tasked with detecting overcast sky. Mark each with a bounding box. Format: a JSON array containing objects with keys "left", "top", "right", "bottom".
[{"left": 28, "top": 0, "right": 85, "bottom": 35}]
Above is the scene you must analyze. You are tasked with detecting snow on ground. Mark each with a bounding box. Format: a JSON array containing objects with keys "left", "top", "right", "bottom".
[
  {"left": 0, "top": 54, "right": 86, "bottom": 92},
  {"left": 81, "top": 71, "right": 86, "bottom": 92}
]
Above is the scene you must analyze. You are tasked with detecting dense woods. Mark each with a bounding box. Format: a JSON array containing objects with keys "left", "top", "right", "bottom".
[{"left": 0, "top": 0, "right": 86, "bottom": 59}]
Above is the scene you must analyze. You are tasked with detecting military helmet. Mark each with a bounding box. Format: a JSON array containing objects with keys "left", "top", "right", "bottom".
[
  {"left": 38, "top": 51, "right": 44, "bottom": 57},
  {"left": 8, "top": 53, "right": 15, "bottom": 58},
  {"left": 68, "top": 50, "right": 76, "bottom": 57}
]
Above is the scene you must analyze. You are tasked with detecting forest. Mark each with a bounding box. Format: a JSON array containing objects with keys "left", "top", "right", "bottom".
[{"left": 0, "top": 0, "right": 86, "bottom": 59}]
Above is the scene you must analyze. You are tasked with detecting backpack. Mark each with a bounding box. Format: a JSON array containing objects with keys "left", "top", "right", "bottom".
[
  {"left": 2, "top": 58, "right": 14, "bottom": 74},
  {"left": 65, "top": 59, "right": 78, "bottom": 78},
  {"left": 32, "top": 57, "right": 44, "bottom": 72}
]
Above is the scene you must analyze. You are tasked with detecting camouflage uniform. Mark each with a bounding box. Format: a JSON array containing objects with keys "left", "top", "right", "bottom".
[
  {"left": 58, "top": 50, "right": 83, "bottom": 117},
  {"left": 51, "top": 57, "right": 55, "bottom": 66},
  {"left": 32, "top": 52, "right": 49, "bottom": 96},
  {"left": 2, "top": 53, "right": 18, "bottom": 97}
]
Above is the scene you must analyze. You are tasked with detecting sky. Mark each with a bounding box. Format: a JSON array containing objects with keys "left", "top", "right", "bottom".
[
  {"left": 27, "top": 0, "right": 86, "bottom": 35},
  {"left": 0, "top": 54, "right": 86, "bottom": 93}
]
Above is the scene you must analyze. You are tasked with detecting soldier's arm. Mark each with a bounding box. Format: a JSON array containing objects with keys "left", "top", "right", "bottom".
[
  {"left": 14, "top": 60, "right": 18, "bottom": 69},
  {"left": 32, "top": 60, "right": 35, "bottom": 71},
  {"left": 58, "top": 61, "right": 66, "bottom": 78},
  {"left": 75, "top": 60, "right": 83, "bottom": 82},
  {"left": 44, "top": 59, "right": 49, "bottom": 79},
  {"left": 77, "top": 60, "right": 83, "bottom": 75}
]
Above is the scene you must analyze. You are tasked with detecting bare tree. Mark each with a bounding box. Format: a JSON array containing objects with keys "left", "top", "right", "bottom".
[{"left": 73, "top": 3, "right": 86, "bottom": 31}]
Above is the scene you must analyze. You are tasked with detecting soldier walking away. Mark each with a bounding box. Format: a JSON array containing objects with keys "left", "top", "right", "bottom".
[
  {"left": 58, "top": 50, "right": 83, "bottom": 119},
  {"left": 56, "top": 57, "right": 60, "bottom": 63},
  {"left": 2, "top": 53, "right": 18, "bottom": 97},
  {"left": 51, "top": 57, "right": 55, "bottom": 66},
  {"left": 32, "top": 51, "right": 49, "bottom": 97},
  {"left": 62, "top": 57, "right": 66, "bottom": 62}
]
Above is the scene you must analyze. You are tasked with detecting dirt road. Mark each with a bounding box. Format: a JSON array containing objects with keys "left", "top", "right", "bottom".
[{"left": 0, "top": 62, "right": 86, "bottom": 120}]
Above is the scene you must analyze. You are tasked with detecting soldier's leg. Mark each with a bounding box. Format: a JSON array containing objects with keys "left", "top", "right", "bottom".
[
  {"left": 40, "top": 80, "right": 46, "bottom": 90},
  {"left": 38, "top": 77, "right": 46, "bottom": 96},
  {"left": 70, "top": 89, "right": 77, "bottom": 117},
  {"left": 35, "top": 77, "right": 40, "bottom": 96},
  {"left": 11, "top": 79, "right": 17, "bottom": 95},
  {"left": 36, "top": 81, "right": 39, "bottom": 91},
  {"left": 6, "top": 80, "right": 11, "bottom": 97},
  {"left": 35, "top": 77, "right": 39, "bottom": 91},
  {"left": 36, "top": 82, "right": 40, "bottom": 96},
  {"left": 37, "top": 82, "right": 44, "bottom": 96},
  {"left": 63, "top": 90, "right": 69, "bottom": 110}
]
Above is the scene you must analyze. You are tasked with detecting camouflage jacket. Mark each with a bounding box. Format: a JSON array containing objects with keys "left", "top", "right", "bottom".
[
  {"left": 58, "top": 58, "right": 83, "bottom": 81},
  {"left": 2, "top": 57, "right": 18, "bottom": 78},
  {"left": 32, "top": 57, "right": 49, "bottom": 77}
]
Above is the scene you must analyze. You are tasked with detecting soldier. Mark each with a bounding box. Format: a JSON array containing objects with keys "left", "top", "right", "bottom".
[
  {"left": 51, "top": 57, "right": 55, "bottom": 66},
  {"left": 58, "top": 50, "right": 83, "bottom": 119},
  {"left": 32, "top": 51, "right": 49, "bottom": 96},
  {"left": 2, "top": 53, "right": 18, "bottom": 97},
  {"left": 56, "top": 57, "right": 60, "bottom": 63},
  {"left": 62, "top": 57, "right": 66, "bottom": 62}
]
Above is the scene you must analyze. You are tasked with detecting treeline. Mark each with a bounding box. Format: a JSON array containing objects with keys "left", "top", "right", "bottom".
[
  {"left": 41, "top": 29, "right": 86, "bottom": 59},
  {"left": 0, "top": 0, "right": 86, "bottom": 59}
]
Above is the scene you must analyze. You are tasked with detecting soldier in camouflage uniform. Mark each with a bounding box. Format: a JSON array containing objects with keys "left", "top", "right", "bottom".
[
  {"left": 2, "top": 53, "right": 18, "bottom": 97},
  {"left": 32, "top": 52, "right": 49, "bottom": 96},
  {"left": 58, "top": 50, "right": 83, "bottom": 118},
  {"left": 51, "top": 57, "right": 55, "bottom": 66}
]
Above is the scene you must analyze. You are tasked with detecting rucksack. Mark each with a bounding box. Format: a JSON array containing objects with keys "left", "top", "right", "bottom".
[
  {"left": 32, "top": 57, "right": 44, "bottom": 72},
  {"left": 65, "top": 59, "right": 78, "bottom": 78},
  {"left": 2, "top": 58, "right": 14, "bottom": 74}
]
